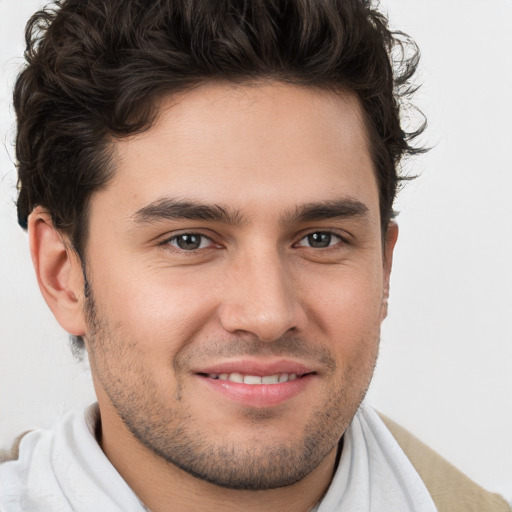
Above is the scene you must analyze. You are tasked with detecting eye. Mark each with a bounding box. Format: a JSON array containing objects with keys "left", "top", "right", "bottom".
[
  {"left": 295, "top": 232, "right": 343, "bottom": 249},
  {"left": 166, "top": 233, "right": 214, "bottom": 251}
]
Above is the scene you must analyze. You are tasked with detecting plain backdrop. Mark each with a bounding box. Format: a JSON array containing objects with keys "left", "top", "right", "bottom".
[{"left": 1, "top": 0, "right": 511, "bottom": 502}]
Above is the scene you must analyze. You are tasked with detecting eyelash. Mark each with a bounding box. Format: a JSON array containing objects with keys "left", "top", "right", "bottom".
[{"left": 160, "top": 230, "right": 348, "bottom": 252}]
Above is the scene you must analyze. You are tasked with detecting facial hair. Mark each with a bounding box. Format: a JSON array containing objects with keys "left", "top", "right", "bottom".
[{"left": 84, "top": 287, "right": 379, "bottom": 490}]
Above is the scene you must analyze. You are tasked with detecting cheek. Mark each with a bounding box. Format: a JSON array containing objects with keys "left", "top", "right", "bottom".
[
  {"left": 88, "top": 261, "right": 220, "bottom": 353},
  {"left": 300, "top": 266, "right": 384, "bottom": 368},
  {"left": 303, "top": 265, "right": 385, "bottom": 328}
]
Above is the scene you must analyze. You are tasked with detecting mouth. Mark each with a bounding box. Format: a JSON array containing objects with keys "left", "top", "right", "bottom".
[
  {"left": 194, "top": 362, "right": 316, "bottom": 407},
  {"left": 198, "top": 372, "right": 304, "bottom": 385}
]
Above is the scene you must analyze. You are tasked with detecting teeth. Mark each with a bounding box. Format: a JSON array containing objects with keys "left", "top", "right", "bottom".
[
  {"left": 207, "top": 372, "right": 300, "bottom": 384},
  {"left": 229, "top": 372, "right": 244, "bottom": 383},
  {"left": 244, "top": 375, "right": 262, "bottom": 385}
]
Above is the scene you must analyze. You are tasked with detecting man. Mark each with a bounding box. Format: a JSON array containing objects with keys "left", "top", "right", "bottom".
[{"left": 0, "top": 0, "right": 509, "bottom": 511}]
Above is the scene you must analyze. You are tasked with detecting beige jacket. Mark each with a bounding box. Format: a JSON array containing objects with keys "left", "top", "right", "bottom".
[
  {"left": 380, "top": 414, "right": 510, "bottom": 512},
  {"left": 2, "top": 419, "right": 510, "bottom": 511}
]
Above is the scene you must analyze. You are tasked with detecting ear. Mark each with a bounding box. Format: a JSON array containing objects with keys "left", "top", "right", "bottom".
[
  {"left": 28, "top": 206, "right": 87, "bottom": 336},
  {"left": 381, "top": 221, "right": 399, "bottom": 321}
]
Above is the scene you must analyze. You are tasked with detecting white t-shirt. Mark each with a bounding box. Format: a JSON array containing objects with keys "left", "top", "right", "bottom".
[{"left": 0, "top": 403, "right": 437, "bottom": 512}]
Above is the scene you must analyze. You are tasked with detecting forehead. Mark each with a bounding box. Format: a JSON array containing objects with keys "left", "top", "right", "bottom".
[{"left": 95, "top": 82, "right": 378, "bottom": 225}]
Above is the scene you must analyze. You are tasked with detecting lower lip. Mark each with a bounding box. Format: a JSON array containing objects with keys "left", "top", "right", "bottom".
[{"left": 197, "top": 374, "right": 315, "bottom": 408}]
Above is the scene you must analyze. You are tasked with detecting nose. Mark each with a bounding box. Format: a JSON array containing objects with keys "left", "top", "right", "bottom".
[{"left": 218, "top": 250, "right": 308, "bottom": 342}]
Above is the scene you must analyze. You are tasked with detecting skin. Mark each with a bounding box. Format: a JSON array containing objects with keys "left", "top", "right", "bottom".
[{"left": 30, "top": 82, "right": 397, "bottom": 512}]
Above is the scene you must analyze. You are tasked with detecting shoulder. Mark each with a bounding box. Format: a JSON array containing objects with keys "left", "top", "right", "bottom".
[
  {"left": 378, "top": 413, "right": 511, "bottom": 512},
  {"left": 0, "top": 431, "right": 34, "bottom": 512},
  {"left": 0, "top": 431, "right": 30, "bottom": 463}
]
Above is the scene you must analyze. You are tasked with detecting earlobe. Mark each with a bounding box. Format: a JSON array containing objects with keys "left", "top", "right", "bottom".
[{"left": 28, "top": 207, "right": 86, "bottom": 336}]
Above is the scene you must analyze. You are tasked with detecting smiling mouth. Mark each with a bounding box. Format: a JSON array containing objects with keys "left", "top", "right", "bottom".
[
  {"left": 196, "top": 368, "right": 316, "bottom": 407},
  {"left": 198, "top": 372, "right": 310, "bottom": 385}
]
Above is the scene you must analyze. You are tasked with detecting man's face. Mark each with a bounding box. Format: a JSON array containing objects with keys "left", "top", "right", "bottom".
[{"left": 81, "top": 82, "right": 395, "bottom": 489}]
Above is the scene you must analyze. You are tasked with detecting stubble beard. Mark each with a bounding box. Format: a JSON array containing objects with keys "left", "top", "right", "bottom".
[{"left": 84, "top": 291, "right": 379, "bottom": 491}]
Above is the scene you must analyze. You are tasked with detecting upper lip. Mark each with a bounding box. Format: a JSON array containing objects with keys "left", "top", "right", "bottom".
[{"left": 193, "top": 359, "right": 316, "bottom": 377}]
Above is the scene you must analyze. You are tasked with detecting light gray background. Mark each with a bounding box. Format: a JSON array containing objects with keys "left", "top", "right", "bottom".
[{"left": 1, "top": 0, "right": 511, "bottom": 501}]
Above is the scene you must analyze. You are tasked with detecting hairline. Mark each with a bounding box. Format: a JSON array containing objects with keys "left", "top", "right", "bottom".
[{"left": 68, "top": 78, "right": 391, "bottom": 260}]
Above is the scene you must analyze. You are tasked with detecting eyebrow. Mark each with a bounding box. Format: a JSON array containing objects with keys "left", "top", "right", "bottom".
[
  {"left": 132, "top": 197, "right": 369, "bottom": 226},
  {"left": 287, "top": 199, "right": 369, "bottom": 223},
  {"left": 132, "top": 197, "right": 244, "bottom": 225}
]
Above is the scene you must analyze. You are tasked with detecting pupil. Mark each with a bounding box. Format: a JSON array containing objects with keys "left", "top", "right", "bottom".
[
  {"left": 177, "top": 234, "right": 201, "bottom": 250},
  {"left": 308, "top": 232, "right": 331, "bottom": 248}
]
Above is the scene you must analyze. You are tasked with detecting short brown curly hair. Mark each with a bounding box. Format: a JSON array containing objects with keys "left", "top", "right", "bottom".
[{"left": 15, "top": 0, "right": 424, "bottom": 259}]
